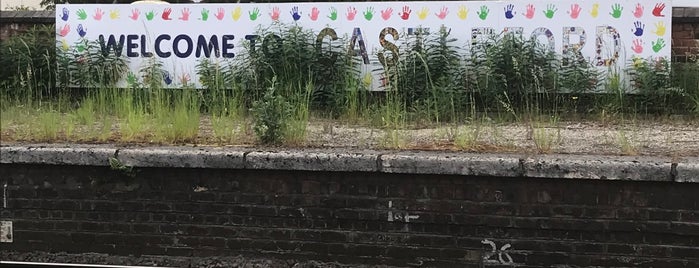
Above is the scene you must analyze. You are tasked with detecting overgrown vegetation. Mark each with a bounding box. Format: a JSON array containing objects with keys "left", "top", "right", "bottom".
[{"left": 1, "top": 24, "right": 698, "bottom": 152}]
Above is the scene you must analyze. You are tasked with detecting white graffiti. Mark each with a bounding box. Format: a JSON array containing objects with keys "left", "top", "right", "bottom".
[
  {"left": 481, "top": 239, "right": 514, "bottom": 265},
  {"left": 387, "top": 201, "right": 420, "bottom": 223}
]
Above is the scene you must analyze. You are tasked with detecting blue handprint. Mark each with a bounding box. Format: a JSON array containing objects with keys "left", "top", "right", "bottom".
[
  {"left": 291, "top": 6, "right": 301, "bottom": 21},
  {"left": 77, "top": 24, "right": 87, "bottom": 38},
  {"left": 61, "top": 7, "right": 70, "bottom": 21},
  {"left": 163, "top": 71, "right": 172, "bottom": 85},
  {"left": 632, "top": 21, "right": 644, "bottom": 37},
  {"left": 504, "top": 4, "right": 515, "bottom": 19}
]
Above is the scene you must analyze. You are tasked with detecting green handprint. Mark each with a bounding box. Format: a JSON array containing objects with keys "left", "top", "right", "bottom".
[
  {"left": 363, "top": 7, "right": 374, "bottom": 21},
  {"left": 652, "top": 38, "right": 665, "bottom": 52},
  {"left": 76, "top": 43, "right": 86, "bottom": 52},
  {"left": 544, "top": 4, "right": 557, "bottom": 19},
  {"left": 76, "top": 9, "right": 87, "bottom": 20},
  {"left": 477, "top": 5, "right": 489, "bottom": 20},
  {"left": 146, "top": 10, "right": 155, "bottom": 21},
  {"left": 249, "top": 7, "right": 260, "bottom": 21},
  {"left": 610, "top": 3, "right": 623, "bottom": 18},
  {"left": 201, "top": 8, "right": 209, "bottom": 21},
  {"left": 126, "top": 72, "right": 138, "bottom": 85},
  {"left": 328, "top": 7, "right": 338, "bottom": 21}
]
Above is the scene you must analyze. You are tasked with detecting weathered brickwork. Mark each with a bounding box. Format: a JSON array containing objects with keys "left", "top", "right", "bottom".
[{"left": 1, "top": 164, "right": 697, "bottom": 267}]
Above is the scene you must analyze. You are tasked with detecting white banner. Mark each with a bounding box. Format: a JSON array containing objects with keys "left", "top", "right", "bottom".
[{"left": 56, "top": 1, "right": 672, "bottom": 89}]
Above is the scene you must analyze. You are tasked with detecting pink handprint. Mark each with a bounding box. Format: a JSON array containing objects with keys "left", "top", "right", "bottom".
[
  {"left": 58, "top": 24, "right": 70, "bottom": 37},
  {"left": 524, "top": 4, "right": 535, "bottom": 19},
  {"left": 179, "top": 8, "right": 190, "bottom": 21},
  {"left": 436, "top": 6, "right": 448, "bottom": 19},
  {"left": 180, "top": 73, "right": 191, "bottom": 86},
  {"left": 215, "top": 8, "right": 225, "bottom": 20},
  {"left": 568, "top": 4, "right": 581, "bottom": 19},
  {"left": 381, "top": 7, "right": 393, "bottom": 20},
  {"left": 399, "top": 6, "right": 411, "bottom": 20},
  {"left": 93, "top": 8, "right": 104, "bottom": 20},
  {"left": 632, "top": 39, "right": 643, "bottom": 53},
  {"left": 633, "top": 3, "right": 643, "bottom": 18},
  {"left": 270, "top": 7, "right": 280, "bottom": 21},
  {"left": 346, "top": 6, "right": 357, "bottom": 21},
  {"left": 129, "top": 9, "right": 140, "bottom": 20},
  {"left": 162, "top": 8, "right": 172, "bottom": 20},
  {"left": 309, "top": 7, "right": 320, "bottom": 21}
]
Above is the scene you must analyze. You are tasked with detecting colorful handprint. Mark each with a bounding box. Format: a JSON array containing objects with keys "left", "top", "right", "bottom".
[
  {"left": 60, "top": 7, "right": 69, "bottom": 21},
  {"left": 381, "top": 7, "right": 392, "bottom": 21},
  {"left": 249, "top": 8, "right": 260, "bottom": 21},
  {"left": 590, "top": 3, "right": 599, "bottom": 18},
  {"left": 543, "top": 4, "right": 557, "bottom": 19},
  {"left": 77, "top": 24, "right": 87, "bottom": 37},
  {"left": 60, "top": 39, "right": 69, "bottom": 51},
  {"left": 478, "top": 5, "right": 489, "bottom": 20},
  {"left": 76, "top": 9, "right": 87, "bottom": 20},
  {"left": 632, "top": 21, "right": 645, "bottom": 36},
  {"left": 93, "top": 8, "right": 104, "bottom": 21},
  {"left": 504, "top": 4, "right": 515, "bottom": 19},
  {"left": 126, "top": 72, "right": 138, "bottom": 86},
  {"left": 215, "top": 8, "right": 225, "bottom": 20},
  {"left": 346, "top": 7, "right": 357, "bottom": 21},
  {"left": 652, "top": 21, "right": 666, "bottom": 36},
  {"left": 163, "top": 72, "right": 172, "bottom": 85},
  {"left": 179, "top": 8, "right": 190, "bottom": 21},
  {"left": 179, "top": 73, "right": 190, "bottom": 86},
  {"left": 524, "top": 4, "right": 535, "bottom": 19},
  {"left": 58, "top": 24, "right": 70, "bottom": 37},
  {"left": 270, "top": 7, "right": 280, "bottom": 21},
  {"left": 436, "top": 6, "right": 448, "bottom": 20},
  {"left": 417, "top": 7, "right": 429, "bottom": 20},
  {"left": 162, "top": 8, "right": 172, "bottom": 20},
  {"left": 291, "top": 6, "right": 301, "bottom": 21},
  {"left": 652, "top": 38, "right": 665, "bottom": 52},
  {"left": 568, "top": 4, "right": 581, "bottom": 19},
  {"left": 232, "top": 7, "right": 241, "bottom": 21},
  {"left": 328, "top": 7, "right": 338, "bottom": 21},
  {"left": 633, "top": 3, "right": 644, "bottom": 18},
  {"left": 201, "top": 8, "right": 209, "bottom": 21},
  {"left": 129, "top": 9, "right": 140, "bottom": 20},
  {"left": 652, "top": 3, "right": 665, "bottom": 17},
  {"left": 399, "top": 6, "right": 411, "bottom": 20},
  {"left": 363, "top": 7, "right": 374, "bottom": 21},
  {"left": 632, "top": 39, "right": 643, "bottom": 54},
  {"left": 457, "top": 6, "right": 468, "bottom": 20},
  {"left": 146, "top": 10, "right": 156, "bottom": 21},
  {"left": 610, "top": 3, "right": 623, "bottom": 18},
  {"left": 310, "top": 7, "right": 320, "bottom": 21},
  {"left": 109, "top": 9, "right": 119, "bottom": 20}
]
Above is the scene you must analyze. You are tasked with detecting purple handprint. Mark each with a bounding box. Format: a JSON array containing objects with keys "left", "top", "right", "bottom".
[
  {"left": 163, "top": 71, "right": 172, "bottom": 85},
  {"left": 291, "top": 6, "right": 301, "bottom": 21},
  {"left": 60, "top": 7, "right": 69, "bottom": 21},
  {"left": 504, "top": 4, "right": 515, "bottom": 19},
  {"left": 632, "top": 21, "right": 644, "bottom": 37},
  {"left": 77, "top": 24, "right": 87, "bottom": 37}
]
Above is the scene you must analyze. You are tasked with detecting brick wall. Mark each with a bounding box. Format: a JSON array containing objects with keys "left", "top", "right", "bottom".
[{"left": 1, "top": 163, "right": 698, "bottom": 267}]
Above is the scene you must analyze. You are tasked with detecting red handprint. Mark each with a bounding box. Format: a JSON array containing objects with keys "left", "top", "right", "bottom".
[
  {"left": 399, "top": 6, "right": 411, "bottom": 20},
  {"left": 381, "top": 7, "right": 392, "bottom": 20},
  {"left": 270, "top": 7, "right": 280, "bottom": 21},
  {"left": 568, "top": 4, "right": 581, "bottom": 19},
  {"left": 58, "top": 24, "right": 70, "bottom": 37},
  {"left": 309, "top": 7, "right": 320, "bottom": 21},
  {"left": 162, "top": 8, "right": 173, "bottom": 20},
  {"left": 632, "top": 39, "right": 643, "bottom": 53},
  {"left": 524, "top": 4, "right": 535, "bottom": 19},
  {"left": 652, "top": 3, "right": 665, "bottom": 17},
  {"left": 633, "top": 3, "right": 643, "bottom": 18},
  {"left": 129, "top": 8, "right": 140, "bottom": 20},
  {"left": 346, "top": 6, "right": 357, "bottom": 21},
  {"left": 179, "top": 8, "right": 190, "bottom": 21},
  {"left": 436, "top": 6, "right": 448, "bottom": 19},
  {"left": 215, "top": 8, "right": 225, "bottom": 20},
  {"left": 93, "top": 8, "right": 104, "bottom": 20}
]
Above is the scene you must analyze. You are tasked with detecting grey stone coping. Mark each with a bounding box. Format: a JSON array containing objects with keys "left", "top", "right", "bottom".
[{"left": 1, "top": 144, "right": 697, "bottom": 183}]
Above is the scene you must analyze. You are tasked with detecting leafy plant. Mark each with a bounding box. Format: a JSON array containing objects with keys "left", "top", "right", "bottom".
[{"left": 251, "top": 79, "right": 292, "bottom": 145}]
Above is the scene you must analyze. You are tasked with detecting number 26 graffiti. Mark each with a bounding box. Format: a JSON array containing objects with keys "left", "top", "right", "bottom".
[{"left": 481, "top": 239, "right": 514, "bottom": 265}]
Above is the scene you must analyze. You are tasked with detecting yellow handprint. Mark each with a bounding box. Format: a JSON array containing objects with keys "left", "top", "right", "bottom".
[
  {"left": 232, "top": 6, "right": 241, "bottom": 21},
  {"left": 418, "top": 7, "right": 429, "bottom": 20},
  {"left": 109, "top": 9, "right": 119, "bottom": 19},
  {"left": 653, "top": 21, "right": 666, "bottom": 36},
  {"left": 362, "top": 73, "right": 373, "bottom": 87},
  {"left": 590, "top": 3, "right": 599, "bottom": 18},
  {"left": 61, "top": 39, "right": 69, "bottom": 51},
  {"left": 457, "top": 6, "right": 468, "bottom": 20}
]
